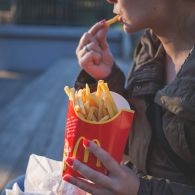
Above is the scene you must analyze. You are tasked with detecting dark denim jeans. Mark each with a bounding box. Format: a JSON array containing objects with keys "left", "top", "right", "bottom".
[{"left": 1, "top": 175, "right": 25, "bottom": 195}]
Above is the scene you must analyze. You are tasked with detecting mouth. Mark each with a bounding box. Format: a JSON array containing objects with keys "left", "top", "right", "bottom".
[
  {"left": 119, "top": 16, "right": 127, "bottom": 26},
  {"left": 118, "top": 15, "right": 123, "bottom": 23}
]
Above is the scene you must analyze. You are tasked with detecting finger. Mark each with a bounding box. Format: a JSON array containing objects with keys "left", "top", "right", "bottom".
[
  {"left": 88, "top": 20, "right": 106, "bottom": 35},
  {"left": 65, "top": 174, "right": 96, "bottom": 194},
  {"left": 87, "top": 42, "right": 102, "bottom": 54},
  {"left": 71, "top": 159, "right": 114, "bottom": 189},
  {"left": 79, "top": 51, "right": 102, "bottom": 68},
  {"left": 78, "top": 42, "right": 102, "bottom": 59},
  {"left": 96, "top": 27, "right": 109, "bottom": 50},
  {"left": 76, "top": 32, "right": 93, "bottom": 55},
  {"left": 85, "top": 140, "right": 123, "bottom": 177}
]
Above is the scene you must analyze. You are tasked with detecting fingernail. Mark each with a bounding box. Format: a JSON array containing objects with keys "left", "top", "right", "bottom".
[
  {"left": 66, "top": 157, "right": 74, "bottom": 167},
  {"left": 99, "top": 19, "right": 106, "bottom": 25},
  {"left": 64, "top": 174, "right": 71, "bottom": 182},
  {"left": 83, "top": 138, "right": 90, "bottom": 148}
]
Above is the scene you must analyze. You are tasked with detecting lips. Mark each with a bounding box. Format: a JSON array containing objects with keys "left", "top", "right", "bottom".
[{"left": 118, "top": 16, "right": 124, "bottom": 23}]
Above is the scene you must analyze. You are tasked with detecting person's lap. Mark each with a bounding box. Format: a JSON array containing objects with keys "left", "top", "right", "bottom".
[{"left": 1, "top": 175, "right": 25, "bottom": 195}]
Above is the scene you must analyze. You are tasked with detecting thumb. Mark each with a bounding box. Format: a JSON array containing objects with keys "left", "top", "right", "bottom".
[{"left": 96, "top": 27, "right": 109, "bottom": 50}]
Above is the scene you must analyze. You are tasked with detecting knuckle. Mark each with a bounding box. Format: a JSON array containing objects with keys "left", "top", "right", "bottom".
[
  {"left": 121, "top": 171, "right": 128, "bottom": 180},
  {"left": 83, "top": 32, "right": 89, "bottom": 38},
  {"left": 113, "top": 183, "right": 122, "bottom": 193},
  {"left": 101, "top": 152, "right": 112, "bottom": 163},
  {"left": 87, "top": 171, "right": 97, "bottom": 180},
  {"left": 79, "top": 59, "right": 86, "bottom": 68},
  {"left": 73, "top": 160, "right": 82, "bottom": 171},
  {"left": 84, "top": 32, "right": 92, "bottom": 40},
  {"left": 92, "top": 143, "right": 100, "bottom": 154},
  {"left": 88, "top": 50, "right": 95, "bottom": 56},
  {"left": 75, "top": 48, "right": 79, "bottom": 56}
]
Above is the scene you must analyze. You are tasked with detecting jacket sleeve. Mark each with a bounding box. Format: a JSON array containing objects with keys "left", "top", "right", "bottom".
[
  {"left": 74, "top": 63, "right": 126, "bottom": 96},
  {"left": 138, "top": 177, "right": 195, "bottom": 195}
]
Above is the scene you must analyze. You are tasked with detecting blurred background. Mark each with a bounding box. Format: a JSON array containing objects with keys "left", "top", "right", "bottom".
[{"left": 0, "top": 0, "right": 142, "bottom": 191}]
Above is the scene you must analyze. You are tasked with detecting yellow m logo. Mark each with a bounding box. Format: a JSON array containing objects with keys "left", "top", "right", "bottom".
[{"left": 73, "top": 136, "right": 101, "bottom": 167}]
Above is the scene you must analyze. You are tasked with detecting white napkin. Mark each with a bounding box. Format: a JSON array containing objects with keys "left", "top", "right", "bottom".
[{"left": 6, "top": 154, "right": 87, "bottom": 195}]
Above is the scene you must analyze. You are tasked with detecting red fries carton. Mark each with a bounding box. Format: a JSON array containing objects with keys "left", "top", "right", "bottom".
[{"left": 62, "top": 84, "right": 134, "bottom": 180}]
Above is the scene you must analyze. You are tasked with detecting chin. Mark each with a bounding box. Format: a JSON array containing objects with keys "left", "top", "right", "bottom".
[
  {"left": 123, "top": 24, "right": 143, "bottom": 33},
  {"left": 123, "top": 25, "right": 132, "bottom": 33}
]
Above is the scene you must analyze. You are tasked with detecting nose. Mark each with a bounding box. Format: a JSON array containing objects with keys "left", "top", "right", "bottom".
[{"left": 113, "top": 3, "right": 119, "bottom": 14}]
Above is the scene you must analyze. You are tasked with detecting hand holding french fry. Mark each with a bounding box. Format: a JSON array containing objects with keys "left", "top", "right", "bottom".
[
  {"left": 76, "top": 18, "right": 115, "bottom": 80},
  {"left": 64, "top": 80, "right": 118, "bottom": 122}
]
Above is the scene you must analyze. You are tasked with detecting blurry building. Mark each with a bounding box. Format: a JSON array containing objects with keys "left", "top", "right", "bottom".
[{"left": 0, "top": 0, "right": 113, "bottom": 26}]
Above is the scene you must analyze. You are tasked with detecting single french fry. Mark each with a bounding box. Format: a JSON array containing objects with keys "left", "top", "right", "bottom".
[
  {"left": 78, "top": 96, "right": 86, "bottom": 115},
  {"left": 89, "top": 94, "right": 99, "bottom": 107},
  {"left": 77, "top": 112, "right": 85, "bottom": 120},
  {"left": 87, "top": 106, "right": 98, "bottom": 121},
  {"left": 84, "top": 101, "right": 90, "bottom": 114},
  {"left": 100, "top": 115, "right": 110, "bottom": 122},
  {"left": 69, "top": 88, "right": 75, "bottom": 102},
  {"left": 82, "top": 89, "right": 86, "bottom": 103},
  {"left": 104, "top": 96, "right": 114, "bottom": 118},
  {"left": 91, "top": 113, "right": 97, "bottom": 121},
  {"left": 105, "top": 15, "right": 120, "bottom": 26},
  {"left": 74, "top": 95, "right": 80, "bottom": 112},
  {"left": 87, "top": 107, "right": 95, "bottom": 121},
  {"left": 93, "top": 106, "right": 99, "bottom": 119},
  {"left": 84, "top": 84, "right": 91, "bottom": 115},
  {"left": 102, "top": 107, "right": 108, "bottom": 117},
  {"left": 98, "top": 99, "right": 103, "bottom": 120},
  {"left": 96, "top": 80, "right": 103, "bottom": 98},
  {"left": 100, "top": 82, "right": 118, "bottom": 114},
  {"left": 75, "top": 105, "right": 81, "bottom": 113},
  {"left": 64, "top": 86, "right": 70, "bottom": 97},
  {"left": 86, "top": 83, "right": 90, "bottom": 96}
]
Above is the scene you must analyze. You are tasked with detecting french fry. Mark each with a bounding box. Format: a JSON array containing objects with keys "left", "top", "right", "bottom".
[
  {"left": 87, "top": 107, "right": 94, "bottom": 121},
  {"left": 93, "top": 106, "right": 99, "bottom": 119},
  {"left": 99, "top": 82, "right": 118, "bottom": 114},
  {"left": 105, "top": 15, "right": 120, "bottom": 26},
  {"left": 64, "top": 80, "right": 119, "bottom": 122},
  {"left": 100, "top": 115, "right": 110, "bottom": 122},
  {"left": 75, "top": 105, "right": 81, "bottom": 113},
  {"left": 77, "top": 112, "right": 85, "bottom": 120},
  {"left": 74, "top": 95, "right": 81, "bottom": 112},
  {"left": 96, "top": 80, "right": 103, "bottom": 98},
  {"left": 85, "top": 84, "right": 91, "bottom": 114},
  {"left": 89, "top": 94, "right": 99, "bottom": 107},
  {"left": 104, "top": 96, "right": 114, "bottom": 118},
  {"left": 102, "top": 107, "right": 108, "bottom": 117},
  {"left": 91, "top": 114, "right": 97, "bottom": 121},
  {"left": 86, "top": 83, "right": 90, "bottom": 97},
  {"left": 64, "top": 86, "right": 70, "bottom": 97},
  {"left": 69, "top": 88, "right": 75, "bottom": 102},
  {"left": 82, "top": 89, "right": 86, "bottom": 103},
  {"left": 87, "top": 107, "right": 97, "bottom": 121},
  {"left": 78, "top": 95, "right": 86, "bottom": 115},
  {"left": 98, "top": 99, "right": 103, "bottom": 120}
]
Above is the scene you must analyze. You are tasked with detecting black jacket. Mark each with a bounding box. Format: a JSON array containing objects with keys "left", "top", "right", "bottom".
[{"left": 75, "top": 29, "right": 195, "bottom": 194}]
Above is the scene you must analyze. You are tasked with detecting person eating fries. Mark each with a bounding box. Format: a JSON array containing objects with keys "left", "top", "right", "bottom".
[
  {"left": 2, "top": 0, "right": 195, "bottom": 194},
  {"left": 65, "top": 0, "right": 195, "bottom": 195}
]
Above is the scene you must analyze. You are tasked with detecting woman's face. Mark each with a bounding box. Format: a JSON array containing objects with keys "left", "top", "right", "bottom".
[{"left": 107, "top": 0, "right": 166, "bottom": 33}]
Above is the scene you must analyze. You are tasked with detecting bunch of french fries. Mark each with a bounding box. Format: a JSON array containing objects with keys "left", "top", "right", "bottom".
[{"left": 64, "top": 80, "right": 118, "bottom": 122}]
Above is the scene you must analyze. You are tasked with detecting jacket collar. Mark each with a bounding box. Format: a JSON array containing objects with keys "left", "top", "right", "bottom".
[
  {"left": 154, "top": 46, "right": 195, "bottom": 121},
  {"left": 126, "top": 29, "right": 166, "bottom": 98}
]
